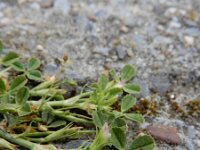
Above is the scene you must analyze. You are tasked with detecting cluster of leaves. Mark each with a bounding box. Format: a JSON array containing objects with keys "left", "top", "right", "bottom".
[{"left": 0, "top": 41, "right": 155, "bottom": 150}]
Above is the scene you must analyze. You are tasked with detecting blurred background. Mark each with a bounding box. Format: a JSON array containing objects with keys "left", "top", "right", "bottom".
[{"left": 0, "top": 0, "right": 200, "bottom": 149}]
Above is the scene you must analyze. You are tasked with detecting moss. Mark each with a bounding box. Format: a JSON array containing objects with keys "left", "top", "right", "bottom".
[
  {"left": 130, "top": 99, "right": 158, "bottom": 116},
  {"left": 186, "top": 98, "right": 200, "bottom": 116}
]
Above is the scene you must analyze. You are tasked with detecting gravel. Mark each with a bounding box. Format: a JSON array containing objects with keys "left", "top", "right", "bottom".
[{"left": 0, "top": 0, "right": 200, "bottom": 149}]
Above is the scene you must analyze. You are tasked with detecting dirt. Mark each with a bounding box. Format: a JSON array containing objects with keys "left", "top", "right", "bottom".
[{"left": 0, "top": 0, "right": 200, "bottom": 149}]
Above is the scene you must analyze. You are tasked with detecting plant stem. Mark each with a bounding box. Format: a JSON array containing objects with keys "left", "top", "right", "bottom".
[
  {"left": 53, "top": 110, "right": 93, "bottom": 124},
  {"left": 19, "top": 131, "right": 54, "bottom": 138},
  {"left": 0, "top": 129, "right": 35, "bottom": 149},
  {"left": 30, "top": 88, "right": 66, "bottom": 97},
  {"left": 48, "top": 91, "right": 92, "bottom": 107},
  {"left": 31, "top": 80, "right": 56, "bottom": 91},
  {"left": 0, "top": 66, "right": 12, "bottom": 76}
]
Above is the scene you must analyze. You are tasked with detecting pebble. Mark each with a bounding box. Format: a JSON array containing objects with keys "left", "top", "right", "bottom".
[
  {"left": 126, "top": 48, "right": 134, "bottom": 57},
  {"left": 151, "top": 74, "right": 170, "bottom": 95},
  {"left": 54, "top": 0, "right": 70, "bottom": 14},
  {"left": 120, "top": 25, "right": 129, "bottom": 33},
  {"left": 36, "top": 45, "right": 44, "bottom": 51},
  {"left": 66, "top": 140, "right": 90, "bottom": 149},
  {"left": 95, "top": 47, "right": 110, "bottom": 56},
  {"left": 184, "top": 36, "right": 194, "bottom": 46},
  {"left": 40, "top": 0, "right": 54, "bottom": 8},
  {"left": 147, "top": 125, "right": 181, "bottom": 145},
  {"left": 184, "top": 27, "right": 200, "bottom": 37},
  {"left": 116, "top": 46, "right": 126, "bottom": 60},
  {"left": 88, "top": 15, "right": 97, "bottom": 22},
  {"left": 30, "top": 2, "right": 40, "bottom": 10},
  {"left": 0, "top": 2, "right": 6, "bottom": 9},
  {"left": 0, "top": 12, "right": 4, "bottom": 18},
  {"left": 0, "top": 18, "right": 12, "bottom": 27}
]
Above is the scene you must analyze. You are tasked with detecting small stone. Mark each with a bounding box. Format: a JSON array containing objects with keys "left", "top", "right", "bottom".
[
  {"left": 88, "top": 15, "right": 97, "bottom": 22},
  {"left": 0, "top": 12, "right": 4, "bottom": 18},
  {"left": 30, "top": 2, "right": 40, "bottom": 10},
  {"left": 147, "top": 125, "right": 181, "bottom": 145},
  {"left": 36, "top": 45, "right": 44, "bottom": 51},
  {"left": 116, "top": 46, "right": 126, "bottom": 60},
  {"left": 120, "top": 25, "right": 129, "bottom": 33},
  {"left": 18, "top": 0, "right": 27, "bottom": 4},
  {"left": 170, "top": 94, "right": 175, "bottom": 99},
  {"left": 54, "top": 0, "right": 70, "bottom": 14},
  {"left": 151, "top": 74, "right": 170, "bottom": 95},
  {"left": 40, "top": 0, "right": 54, "bottom": 8},
  {"left": 184, "top": 36, "right": 194, "bottom": 46},
  {"left": 126, "top": 48, "right": 134, "bottom": 57},
  {"left": 95, "top": 47, "right": 110, "bottom": 56},
  {"left": 0, "top": 18, "right": 11, "bottom": 27}
]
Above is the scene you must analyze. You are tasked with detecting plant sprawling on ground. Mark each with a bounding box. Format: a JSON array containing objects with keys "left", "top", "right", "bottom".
[{"left": 0, "top": 40, "right": 155, "bottom": 150}]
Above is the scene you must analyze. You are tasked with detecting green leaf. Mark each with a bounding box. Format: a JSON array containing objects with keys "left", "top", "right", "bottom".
[
  {"left": 123, "top": 83, "right": 141, "bottom": 94},
  {"left": 48, "top": 120, "right": 66, "bottom": 128},
  {"left": 16, "top": 87, "right": 29, "bottom": 105},
  {"left": 110, "top": 69, "right": 120, "bottom": 82},
  {"left": 92, "top": 110, "right": 115, "bottom": 128},
  {"left": 124, "top": 113, "right": 145, "bottom": 124},
  {"left": 89, "top": 123, "right": 111, "bottom": 150},
  {"left": 0, "top": 93, "right": 10, "bottom": 103},
  {"left": 0, "top": 78, "right": 6, "bottom": 93},
  {"left": 109, "top": 87, "right": 122, "bottom": 97},
  {"left": 26, "top": 70, "right": 42, "bottom": 81},
  {"left": 0, "top": 40, "right": 3, "bottom": 53},
  {"left": 11, "top": 61, "right": 24, "bottom": 72},
  {"left": 18, "top": 103, "right": 31, "bottom": 116},
  {"left": 10, "top": 75, "right": 27, "bottom": 91},
  {"left": 63, "top": 77, "right": 77, "bottom": 86},
  {"left": 111, "top": 127, "right": 126, "bottom": 150},
  {"left": 2, "top": 52, "right": 19, "bottom": 66},
  {"left": 27, "top": 57, "right": 41, "bottom": 70},
  {"left": 98, "top": 74, "right": 108, "bottom": 90},
  {"left": 111, "top": 118, "right": 126, "bottom": 129},
  {"left": 42, "top": 109, "right": 54, "bottom": 125},
  {"left": 129, "top": 135, "right": 155, "bottom": 150},
  {"left": 121, "top": 65, "right": 135, "bottom": 81},
  {"left": 121, "top": 95, "right": 136, "bottom": 113},
  {"left": 6, "top": 114, "right": 19, "bottom": 128},
  {"left": 92, "top": 110, "right": 108, "bottom": 128}
]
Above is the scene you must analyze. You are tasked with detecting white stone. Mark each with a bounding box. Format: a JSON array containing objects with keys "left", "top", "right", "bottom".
[{"left": 184, "top": 36, "right": 194, "bottom": 46}]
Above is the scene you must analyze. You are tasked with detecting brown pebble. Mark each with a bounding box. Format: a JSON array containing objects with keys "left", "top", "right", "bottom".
[
  {"left": 88, "top": 15, "right": 97, "bottom": 22},
  {"left": 120, "top": 25, "right": 129, "bottom": 33},
  {"left": 40, "top": 0, "right": 54, "bottom": 8},
  {"left": 147, "top": 125, "right": 181, "bottom": 145}
]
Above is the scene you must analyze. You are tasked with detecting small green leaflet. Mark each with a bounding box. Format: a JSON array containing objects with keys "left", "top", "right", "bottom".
[
  {"left": 0, "top": 40, "right": 3, "bottom": 53},
  {"left": 0, "top": 78, "right": 6, "bottom": 93},
  {"left": 2, "top": 52, "right": 19, "bottom": 66},
  {"left": 124, "top": 113, "right": 145, "bottom": 124},
  {"left": 26, "top": 70, "right": 42, "bottom": 81},
  {"left": 121, "top": 95, "right": 136, "bottom": 113},
  {"left": 129, "top": 135, "right": 155, "bottom": 150},
  {"left": 27, "top": 57, "right": 41, "bottom": 70},
  {"left": 123, "top": 84, "right": 141, "bottom": 94},
  {"left": 16, "top": 87, "right": 29, "bottom": 105},
  {"left": 10, "top": 75, "right": 27, "bottom": 92},
  {"left": 121, "top": 65, "right": 135, "bottom": 81},
  {"left": 111, "top": 127, "right": 126, "bottom": 150}
]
